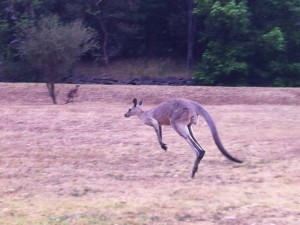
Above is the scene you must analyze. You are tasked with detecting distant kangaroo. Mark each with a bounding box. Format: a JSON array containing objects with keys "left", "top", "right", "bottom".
[
  {"left": 65, "top": 85, "right": 80, "bottom": 104},
  {"left": 124, "top": 98, "right": 243, "bottom": 178}
]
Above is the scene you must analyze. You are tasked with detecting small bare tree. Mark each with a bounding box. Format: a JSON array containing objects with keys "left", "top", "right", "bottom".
[{"left": 19, "top": 16, "right": 98, "bottom": 104}]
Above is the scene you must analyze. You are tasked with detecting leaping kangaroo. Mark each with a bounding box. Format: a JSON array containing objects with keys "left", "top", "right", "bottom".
[{"left": 124, "top": 98, "right": 243, "bottom": 178}]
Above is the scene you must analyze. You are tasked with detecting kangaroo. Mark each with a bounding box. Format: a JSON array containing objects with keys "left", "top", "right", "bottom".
[
  {"left": 65, "top": 84, "right": 80, "bottom": 104},
  {"left": 124, "top": 98, "right": 243, "bottom": 178}
]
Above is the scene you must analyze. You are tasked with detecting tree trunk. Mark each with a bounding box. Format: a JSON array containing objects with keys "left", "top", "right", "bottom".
[
  {"left": 100, "top": 20, "right": 109, "bottom": 66},
  {"left": 27, "top": 0, "right": 35, "bottom": 19},
  {"left": 187, "top": 0, "right": 196, "bottom": 69},
  {"left": 46, "top": 83, "right": 57, "bottom": 104}
]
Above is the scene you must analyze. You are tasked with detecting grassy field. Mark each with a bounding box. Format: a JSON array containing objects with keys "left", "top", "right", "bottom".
[{"left": 0, "top": 83, "right": 299, "bottom": 225}]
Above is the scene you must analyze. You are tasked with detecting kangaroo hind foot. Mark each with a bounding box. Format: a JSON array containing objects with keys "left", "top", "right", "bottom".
[{"left": 191, "top": 150, "right": 205, "bottom": 178}]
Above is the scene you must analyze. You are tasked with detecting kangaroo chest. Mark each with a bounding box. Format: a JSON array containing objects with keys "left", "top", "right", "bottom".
[{"left": 151, "top": 108, "right": 173, "bottom": 126}]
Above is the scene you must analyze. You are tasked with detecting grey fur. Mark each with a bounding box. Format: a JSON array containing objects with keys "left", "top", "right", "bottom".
[
  {"left": 65, "top": 85, "right": 80, "bottom": 104},
  {"left": 124, "top": 98, "right": 243, "bottom": 178}
]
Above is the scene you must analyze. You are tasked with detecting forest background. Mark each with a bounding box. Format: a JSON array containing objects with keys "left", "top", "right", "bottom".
[{"left": 0, "top": 0, "right": 299, "bottom": 87}]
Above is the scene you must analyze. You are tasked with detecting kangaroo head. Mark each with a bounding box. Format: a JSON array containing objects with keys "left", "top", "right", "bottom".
[{"left": 124, "top": 98, "right": 144, "bottom": 117}]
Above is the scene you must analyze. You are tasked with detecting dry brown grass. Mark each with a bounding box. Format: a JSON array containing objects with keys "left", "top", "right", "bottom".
[{"left": 0, "top": 83, "right": 299, "bottom": 225}]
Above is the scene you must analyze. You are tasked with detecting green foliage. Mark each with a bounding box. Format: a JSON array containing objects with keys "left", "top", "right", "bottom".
[
  {"left": 209, "top": 0, "right": 250, "bottom": 35},
  {"left": 194, "top": 0, "right": 300, "bottom": 86},
  {"left": 0, "top": 0, "right": 299, "bottom": 86},
  {"left": 262, "top": 27, "right": 286, "bottom": 52},
  {"left": 132, "top": 0, "right": 188, "bottom": 57},
  {"left": 194, "top": 0, "right": 250, "bottom": 85},
  {"left": 18, "top": 15, "right": 97, "bottom": 82},
  {"left": 195, "top": 42, "right": 248, "bottom": 85},
  {"left": 247, "top": 0, "right": 300, "bottom": 86}
]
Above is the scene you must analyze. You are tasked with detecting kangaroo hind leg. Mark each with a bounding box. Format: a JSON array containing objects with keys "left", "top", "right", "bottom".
[
  {"left": 171, "top": 109, "right": 205, "bottom": 178},
  {"left": 188, "top": 124, "right": 202, "bottom": 147},
  {"left": 188, "top": 124, "right": 205, "bottom": 178}
]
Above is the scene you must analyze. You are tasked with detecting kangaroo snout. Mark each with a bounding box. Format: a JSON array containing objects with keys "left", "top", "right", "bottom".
[{"left": 124, "top": 111, "right": 131, "bottom": 117}]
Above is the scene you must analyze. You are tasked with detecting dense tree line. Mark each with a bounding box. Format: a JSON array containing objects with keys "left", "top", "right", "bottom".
[{"left": 0, "top": 0, "right": 299, "bottom": 86}]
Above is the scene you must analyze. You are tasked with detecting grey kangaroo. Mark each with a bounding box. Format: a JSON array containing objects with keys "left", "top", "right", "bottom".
[
  {"left": 124, "top": 98, "right": 243, "bottom": 178},
  {"left": 65, "top": 85, "right": 80, "bottom": 104}
]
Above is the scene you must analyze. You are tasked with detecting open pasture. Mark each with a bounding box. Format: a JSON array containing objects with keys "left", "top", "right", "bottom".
[{"left": 0, "top": 83, "right": 299, "bottom": 224}]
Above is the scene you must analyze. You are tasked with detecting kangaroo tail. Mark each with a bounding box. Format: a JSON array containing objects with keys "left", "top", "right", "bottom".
[{"left": 196, "top": 105, "right": 243, "bottom": 163}]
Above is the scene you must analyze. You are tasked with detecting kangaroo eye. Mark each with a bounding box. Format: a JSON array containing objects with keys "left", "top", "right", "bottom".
[{"left": 128, "top": 109, "right": 131, "bottom": 112}]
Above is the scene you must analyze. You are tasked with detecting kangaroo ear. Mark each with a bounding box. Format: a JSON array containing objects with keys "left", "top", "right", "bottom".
[
  {"left": 138, "top": 99, "right": 143, "bottom": 106},
  {"left": 133, "top": 98, "right": 138, "bottom": 106}
]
